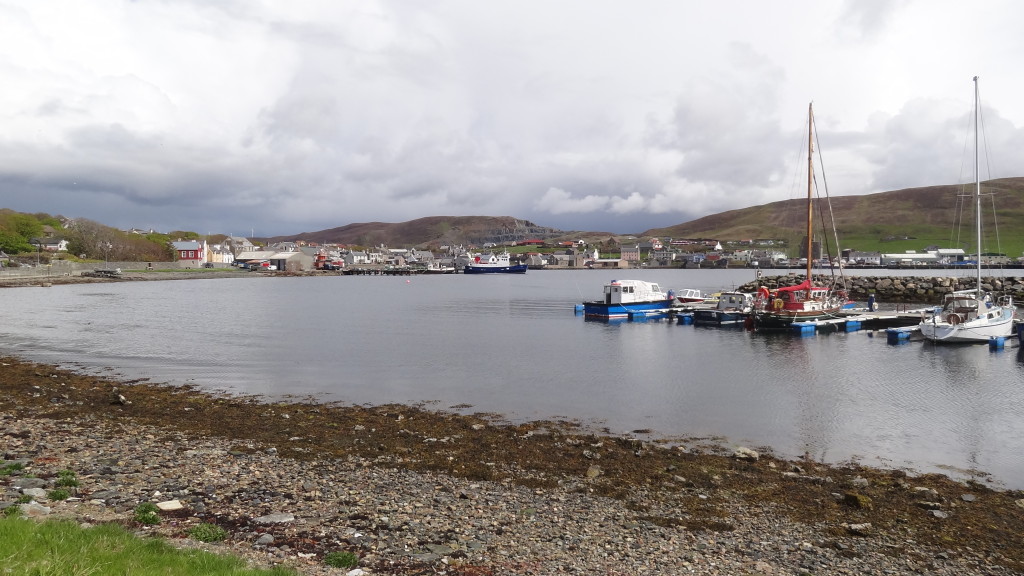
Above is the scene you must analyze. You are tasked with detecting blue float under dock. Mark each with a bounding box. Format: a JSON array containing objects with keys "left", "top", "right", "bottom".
[{"left": 886, "top": 327, "right": 916, "bottom": 345}]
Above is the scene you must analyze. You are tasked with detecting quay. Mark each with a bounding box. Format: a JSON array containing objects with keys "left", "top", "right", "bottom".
[
  {"left": 343, "top": 267, "right": 418, "bottom": 276},
  {"left": 788, "top": 308, "right": 931, "bottom": 335}
]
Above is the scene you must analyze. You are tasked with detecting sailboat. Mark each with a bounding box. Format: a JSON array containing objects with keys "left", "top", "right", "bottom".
[
  {"left": 918, "top": 76, "right": 1016, "bottom": 343},
  {"left": 752, "top": 103, "right": 845, "bottom": 332}
]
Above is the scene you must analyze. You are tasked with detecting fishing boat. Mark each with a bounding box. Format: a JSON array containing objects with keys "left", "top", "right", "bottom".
[
  {"left": 919, "top": 77, "right": 1015, "bottom": 343},
  {"left": 463, "top": 251, "right": 528, "bottom": 274},
  {"left": 581, "top": 279, "right": 676, "bottom": 320},
  {"left": 422, "top": 261, "right": 457, "bottom": 274},
  {"left": 752, "top": 103, "right": 846, "bottom": 331},
  {"left": 693, "top": 291, "right": 755, "bottom": 326}
]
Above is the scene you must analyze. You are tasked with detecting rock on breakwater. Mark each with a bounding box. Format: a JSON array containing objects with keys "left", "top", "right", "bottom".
[{"left": 740, "top": 274, "right": 1024, "bottom": 304}]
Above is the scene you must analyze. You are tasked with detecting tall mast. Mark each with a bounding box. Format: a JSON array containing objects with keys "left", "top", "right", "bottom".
[
  {"left": 973, "top": 76, "right": 982, "bottom": 294},
  {"left": 806, "top": 103, "right": 814, "bottom": 283}
]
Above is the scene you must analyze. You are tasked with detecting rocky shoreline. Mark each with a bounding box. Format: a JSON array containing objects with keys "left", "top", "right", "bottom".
[
  {"left": 0, "top": 268, "right": 257, "bottom": 288},
  {"left": 3, "top": 357, "right": 1024, "bottom": 575}
]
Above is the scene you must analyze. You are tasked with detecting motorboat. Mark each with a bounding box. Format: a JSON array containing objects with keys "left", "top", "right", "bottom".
[
  {"left": 581, "top": 279, "right": 676, "bottom": 320},
  {"left": 693, "top": 291, "right": 754, "bottom": 326}
]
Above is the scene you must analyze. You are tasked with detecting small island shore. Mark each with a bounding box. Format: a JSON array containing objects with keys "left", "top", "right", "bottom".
[{"left": 2, "top": 356, "right": 1023, "bottom": 575}]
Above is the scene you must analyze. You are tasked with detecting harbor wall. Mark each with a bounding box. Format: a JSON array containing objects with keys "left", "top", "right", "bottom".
[{"left": 739, "top": 275, "right": 1024, "bottom": 304}]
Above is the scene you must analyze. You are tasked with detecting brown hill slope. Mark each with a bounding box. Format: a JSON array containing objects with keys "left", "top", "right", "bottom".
[
  {"left": 272, "top": 216, "right": 563, "bottom": 248},
  {"left": 641, "top": 177, "right": 1024, "bottom": 248}
]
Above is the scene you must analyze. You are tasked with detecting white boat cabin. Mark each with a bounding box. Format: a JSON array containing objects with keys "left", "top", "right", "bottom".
[
  {"left": 602, "top": 279, "right": 669, "bottom": 304},
  {"left": 936, "top": 290, "right": 1011, "bottom": 325},
  {"left": 473, "top": 251, "right": 511, "bottom": 265}
]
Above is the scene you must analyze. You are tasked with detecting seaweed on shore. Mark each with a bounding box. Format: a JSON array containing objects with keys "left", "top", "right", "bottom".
[{"left": 2, "top": 355, "right": 1023, "bottom": 572}]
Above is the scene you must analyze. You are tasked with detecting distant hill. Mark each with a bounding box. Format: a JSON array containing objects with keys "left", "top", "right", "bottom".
[
  {"left": 269, "top": 178, "right": 1024, "bottom": 256},
  {"left": 270, "top": 216, "right": 568, "bottom": 248}
]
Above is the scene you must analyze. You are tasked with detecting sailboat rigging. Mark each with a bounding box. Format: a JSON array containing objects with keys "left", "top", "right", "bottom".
[
  {"left": 918, "top": 76, "right": 1015, "bottom": 343},
  {"left": 752, "top": 103, "right": 846, "bottom": 331}
]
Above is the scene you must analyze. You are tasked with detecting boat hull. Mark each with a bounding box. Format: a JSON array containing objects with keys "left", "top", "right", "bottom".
[
  {"left": 693, "top": 309, "right": 749, "bottom": 326},
  {"left": 582, "top": 299, "right": 675, "bottom": 320},
  {"left": 919, "top": 315, "right": 1015, "bottom": 343},
  {"left": 463, "top": 264, "right": 528, "bottom": 274},
  {"left": 752, "top": 308, "right": 842, "bottom": 332}
]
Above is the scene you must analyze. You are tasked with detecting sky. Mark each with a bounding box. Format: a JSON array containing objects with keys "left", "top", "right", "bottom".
[{"left": 3, "top": 0, "right": 1024, "bottom": 238}]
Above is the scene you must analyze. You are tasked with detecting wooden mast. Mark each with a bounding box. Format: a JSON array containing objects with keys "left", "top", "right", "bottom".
[{"left": 806, "top": 103, "right": 814, "bottom": 285}]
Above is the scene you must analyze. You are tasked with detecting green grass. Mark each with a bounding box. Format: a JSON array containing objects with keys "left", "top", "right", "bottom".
[
  {"left": 323, "top": 550, "right": 359, "bottom": 568},
  {"left": 0, "top": 462, "right": 25, "bottom": 477},
  {"left": 133, "top": 502, "right": 161, "bottom": 525},
  {"left": 47, "top": 488, "right": 71, "bottom": 501},
  {"left": 187, "top": 522, "right": 228, "bottom": 543},
  {"left": 55, "top": 469, "right": 80, "bottom": 488},
  {"left": 0, "top": 516, "right": 296, "bottom": 575}
]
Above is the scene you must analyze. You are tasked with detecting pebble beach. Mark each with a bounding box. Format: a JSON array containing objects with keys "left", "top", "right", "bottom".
[{"left": 3, "top": 356, "right": 1024, "bottom": 575}]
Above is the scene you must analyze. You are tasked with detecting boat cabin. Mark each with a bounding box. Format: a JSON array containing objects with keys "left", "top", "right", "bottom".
[
  {"left": 474, "top": 252, "right": 510, "bottom": 265},
  {"left": 603, "top": 279, "right": 668, "bottom": 304},
  {"left": 759, "top": 280, "right": 834, "bottom": 312},
  {"left": 938, "top": 291, "right": 995, "bottom": 324},
  {"left": 716, "top": 291, "right": 754, "bottom": 311}
]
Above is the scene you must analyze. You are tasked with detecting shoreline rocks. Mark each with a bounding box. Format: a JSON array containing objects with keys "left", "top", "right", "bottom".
[
  {"left": 740, "top": 274, "right": 1024, "bottom": 303},
  {"left": 3, "top": 356, "right": 1024, "bottom": 575}
]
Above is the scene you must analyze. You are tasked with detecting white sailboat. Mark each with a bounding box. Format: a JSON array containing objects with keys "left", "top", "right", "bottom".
[{"left": 919, "top": 76, "right": 1016, "bottom": 343}]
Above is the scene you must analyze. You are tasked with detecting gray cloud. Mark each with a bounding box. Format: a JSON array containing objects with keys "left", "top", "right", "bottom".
[{"left": 1, "top": 1, "right": 1024, "bottom": 237}]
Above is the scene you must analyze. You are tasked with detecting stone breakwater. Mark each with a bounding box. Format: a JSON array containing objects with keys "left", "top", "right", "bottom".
[{"left": 740, "top": 275, "right": 1024, "bottom": 304}]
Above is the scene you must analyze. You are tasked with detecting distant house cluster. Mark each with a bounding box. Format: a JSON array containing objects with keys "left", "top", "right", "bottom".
[
  {"left": 26, "top": 223, "right": 1016, "bottom": 272},
  {"left": 164, "top": 234, "right": 1020, "bottom": 272}
]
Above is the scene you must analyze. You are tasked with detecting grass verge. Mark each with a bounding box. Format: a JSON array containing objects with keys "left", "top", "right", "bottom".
[{"left": 0, "top": 516, "right": 296, "bottom": 576}]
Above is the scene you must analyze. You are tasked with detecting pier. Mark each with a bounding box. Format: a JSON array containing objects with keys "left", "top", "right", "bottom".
[{"left": 668, "top": 304, "right": 932, "bottom": 335}]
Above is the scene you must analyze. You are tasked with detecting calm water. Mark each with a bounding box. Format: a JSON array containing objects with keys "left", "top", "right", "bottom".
[{"left": 2, "top": 269, "right": 1023, "bottom": 488}]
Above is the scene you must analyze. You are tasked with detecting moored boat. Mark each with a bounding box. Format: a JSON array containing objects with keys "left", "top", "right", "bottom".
[
  {"left": 752, "top": 103, "right": 846, "bottom": 331},
  {"left": 674, "top": 288, "right": 705, "bottom": 305},
  {"left": 581, "top": 279, "right": 676, "bottom": 320},
  {"left": 918, "top": 77, "right": 1015, "bottom": 343},
  {"left": 692, "top": 291, "right": 754, "bottom": 326},
  {"left": 422, "top": 261, "right": 457, "bottom": 274},
  {"left": 463, "top": 251, "right": 528, "bottom": 274}
]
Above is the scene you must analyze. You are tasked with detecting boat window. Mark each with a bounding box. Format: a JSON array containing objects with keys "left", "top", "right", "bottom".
[
  {"left": 651, "top": 284, "right": 660, "bottom": 292},
  {"left": 949, "top": 298, "right": 978, "bottom": 312}
]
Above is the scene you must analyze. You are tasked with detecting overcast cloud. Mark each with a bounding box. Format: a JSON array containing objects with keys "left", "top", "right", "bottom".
[{"left": 2, "top": 0, "right": 1024, "bottom": 237}]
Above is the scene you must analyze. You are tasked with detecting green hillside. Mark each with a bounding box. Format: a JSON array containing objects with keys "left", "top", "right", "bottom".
[{"left": 641, "top": 177, "right": 1024, "bottom": 257}]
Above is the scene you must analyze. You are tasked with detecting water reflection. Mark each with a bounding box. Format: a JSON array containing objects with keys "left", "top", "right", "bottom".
[{"left": 0, "top": 271, "right": 1022, "bottom": 488}]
